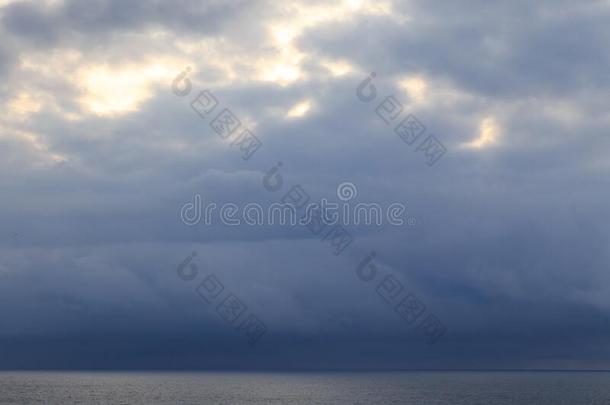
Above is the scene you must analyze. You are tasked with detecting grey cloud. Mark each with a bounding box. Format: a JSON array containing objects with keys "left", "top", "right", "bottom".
[
  {"left": 1, "top": 0, "right": 269, "bottom": 47},
  {"left": 302, "top": 0, "right": 610, "bottom": 98},
  {"left": 0, "top": 0, "right": 609, "bottom": 369}
]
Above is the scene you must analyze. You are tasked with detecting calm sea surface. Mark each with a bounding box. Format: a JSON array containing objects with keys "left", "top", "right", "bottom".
[{"left": 1, "top": 371, "right": 609, "bottom": 404}]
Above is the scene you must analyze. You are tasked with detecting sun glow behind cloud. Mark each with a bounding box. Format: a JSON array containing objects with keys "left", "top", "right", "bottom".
[
  {"left": 400, "top": 76, "right": 428, "bottom": 103},
  {"left": 260, "top": 0, "right": 393, "bottom": 85},
  {"left": 462, "top": 117, "right": 501, "bottom": 150},
  {"left": 0, "top": 125, "right": 66, "bottom": 164},
  {"left": 7, "top": 92, "right": 42, "bottom": 118},
  {"left": 321, "top": 59, "right": 354, "bottom": 76},
  {"left": 286, "top": 100, "right": 312, "bottom": 118},
  {"left": 78, "top": 62, "right": 184, "bottom": 116}
]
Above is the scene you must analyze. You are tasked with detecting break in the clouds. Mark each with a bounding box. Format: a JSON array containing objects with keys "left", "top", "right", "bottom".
[{"left": 0, "top": 0, "right": 609, "bottom": 369}]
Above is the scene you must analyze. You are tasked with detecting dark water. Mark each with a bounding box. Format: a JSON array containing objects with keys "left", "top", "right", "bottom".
[{"left": 1, "top": 371, "right": 610, "bottom": 404}]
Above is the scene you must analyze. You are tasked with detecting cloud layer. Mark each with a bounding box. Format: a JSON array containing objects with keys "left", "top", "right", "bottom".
[{"left": 1, "top": 0, "right": 609, "bottom": 369}]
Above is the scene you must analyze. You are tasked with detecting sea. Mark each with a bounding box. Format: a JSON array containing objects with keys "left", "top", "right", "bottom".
[{"left": 1, "top": 371, "right": 609, "bottom": 404}]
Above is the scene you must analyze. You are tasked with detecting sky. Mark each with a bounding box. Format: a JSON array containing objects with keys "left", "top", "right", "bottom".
[{"left": 0, "top": 0, "right": 609, "bottom": 370}]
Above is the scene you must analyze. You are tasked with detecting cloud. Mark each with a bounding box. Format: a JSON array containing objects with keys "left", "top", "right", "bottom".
[{"left": 0, "top": 0, "right": 609, "bottom": 369}]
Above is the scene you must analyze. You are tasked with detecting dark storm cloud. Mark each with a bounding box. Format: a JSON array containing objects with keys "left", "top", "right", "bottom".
[{"left": 0, "top": 0, "right": 609, "bottom": 370}]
